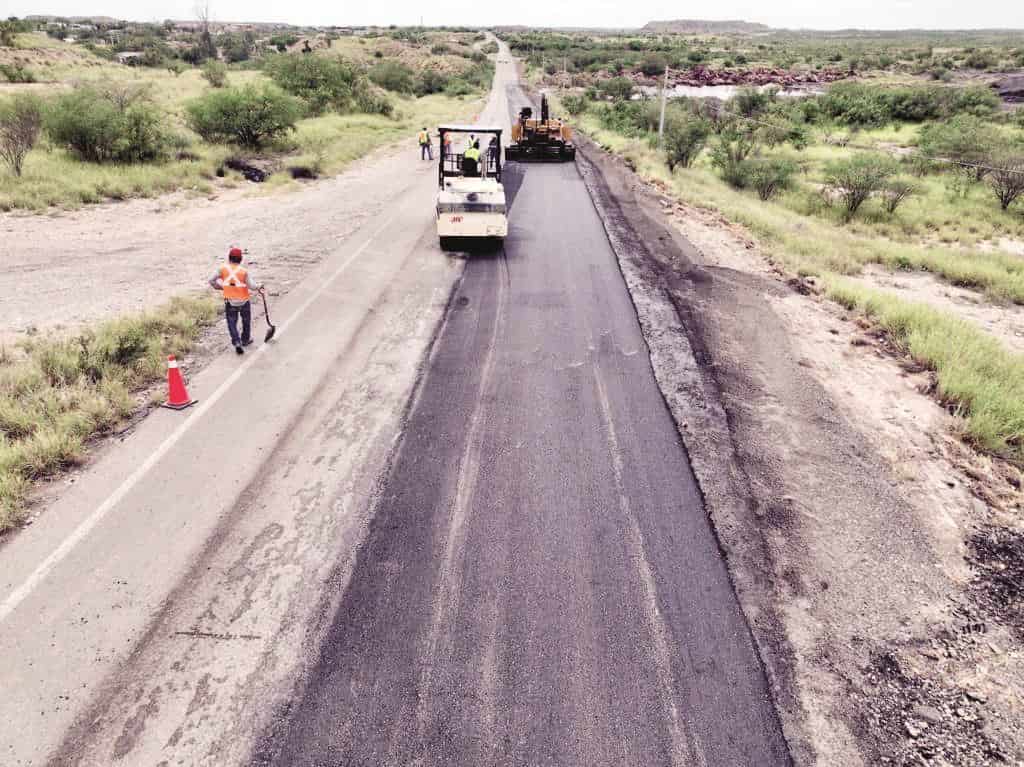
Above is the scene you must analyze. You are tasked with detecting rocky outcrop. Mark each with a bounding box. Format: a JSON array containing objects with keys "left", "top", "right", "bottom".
[
  {"left": 628, "top": 65, "right": 849, "bottom": 88},
  {"left": 993, "top": 75, "right": 1024, "bottom": 103}
]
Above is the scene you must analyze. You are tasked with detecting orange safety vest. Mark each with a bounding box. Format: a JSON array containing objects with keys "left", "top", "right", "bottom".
[{"left": 219, "top": 264, "right": 250, "bottom": 302}]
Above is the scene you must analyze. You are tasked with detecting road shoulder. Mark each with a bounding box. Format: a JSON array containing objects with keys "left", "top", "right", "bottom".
[{"left": 574, "top": 132, "right": 1024, "bottom": 764}]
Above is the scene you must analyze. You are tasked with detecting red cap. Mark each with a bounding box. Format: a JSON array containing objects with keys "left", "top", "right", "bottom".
[{"left": 229, "top": 247, "right": 243, "bottom": 258}]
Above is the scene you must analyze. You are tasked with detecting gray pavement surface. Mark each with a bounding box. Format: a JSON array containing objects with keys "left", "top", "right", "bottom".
[{"left": 0, "top": 40, "right": 790, "bottom": 767}]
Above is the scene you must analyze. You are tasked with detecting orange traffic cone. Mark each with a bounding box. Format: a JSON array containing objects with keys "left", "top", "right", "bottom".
[{"left": 163, "top": 355, "right": 196, "bottom": 410}]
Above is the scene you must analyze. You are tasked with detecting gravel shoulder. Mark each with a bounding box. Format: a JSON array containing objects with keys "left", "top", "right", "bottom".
[{"left": 576, "top": 133, "right": 1024, "bottom": 765}]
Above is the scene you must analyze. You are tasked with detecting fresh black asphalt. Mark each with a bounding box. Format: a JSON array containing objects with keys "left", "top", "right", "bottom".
[{"left": 255, "top": 96, "right": 792, "bottom": 767}]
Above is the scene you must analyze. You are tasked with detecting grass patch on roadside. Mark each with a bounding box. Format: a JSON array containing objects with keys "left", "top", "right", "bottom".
[
  {"left": 571, "top": 110, "right": 1024, "bottom": 303},
  {"left": 0, "top": 294, "right": 218, "bottom": 532},
  {"left": 827, "top": 279, "right": 1024, "bottom": 461}
]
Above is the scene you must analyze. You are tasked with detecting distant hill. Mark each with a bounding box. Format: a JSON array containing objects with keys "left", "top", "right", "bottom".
[{"left": 642, "top": 20, "right": 772, "bottom": 34}]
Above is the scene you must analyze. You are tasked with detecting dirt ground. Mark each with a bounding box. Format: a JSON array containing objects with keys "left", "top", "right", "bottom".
[
  {"left": 0, "top": 135, "right": 433, "bottom": 345},
  {"left": 577, "top": 134, "right": 1024, "bottom": 765}
]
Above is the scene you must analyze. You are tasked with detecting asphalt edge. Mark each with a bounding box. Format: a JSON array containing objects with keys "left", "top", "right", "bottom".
[{"left": 570, "top": 131, "right": 811, "bottom": 765}]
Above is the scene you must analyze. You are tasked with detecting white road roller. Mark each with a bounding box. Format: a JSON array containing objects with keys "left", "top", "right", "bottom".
[{"left": 436, "top": 124, "right": 507, "bottom": 249}]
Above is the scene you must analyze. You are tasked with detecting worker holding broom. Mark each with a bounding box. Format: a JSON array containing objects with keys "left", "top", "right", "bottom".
[{"left": 209, "top": 247, "right": 263, "bottom": 355}]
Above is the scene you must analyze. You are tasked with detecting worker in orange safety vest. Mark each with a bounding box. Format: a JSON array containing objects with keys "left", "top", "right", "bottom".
[{"left": 209, "top": 246, "right": 262, "bottom": 355}]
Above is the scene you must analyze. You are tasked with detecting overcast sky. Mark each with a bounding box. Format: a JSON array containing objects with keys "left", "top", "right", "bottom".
[{"left": 10, "top": 0, "right": 1024, "bottom": 31}]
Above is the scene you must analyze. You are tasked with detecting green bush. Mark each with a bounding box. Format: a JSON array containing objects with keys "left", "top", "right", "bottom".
[
  {"left": 825, "top": 153, "right": 898, "bottom": 218},
  {"left": 264, "top": 54, "right": 364, "bottom": 114},
  {"left": 918, "top": 115, "right": 1002, "bottom": 180},
  {"left": 369, "top": 61, "right": 416, "bottom": 94},
  {"left": 818, "top": 83, "right": 1000, "bottom": 128},
  {"left": 45, "top": 88, "right": 169, "bottom": 163},
  {"left": 0, "top": 93, "right": 43, "bottom": 177},
  {"left": 0, "top": 63, "right": 35, "bottom": 83},
  {"left": 596, "top": 77, "right": 635, "bottom": 101},
  {"left": 734, "top": 86, "right": 775, "bottom": 118},
  {"left": 710, "top": 123, "right": 760, "bottom": 188},
  {"left": 562, "top": 93, "right": 590, "bottom": 116},
  {"left": 416, "top": 69, "right": 449, "bottom": 96},
  {"left": 746, "top": 156, "right": 798, "bottom": 200},
  {"left": 663, "top": 114, "right": 711, "bottom": 170},
  {"left": 201, "top": 59, "right": 228, "bottom": 88},
  {"left": 186, "top": 84, "right": 301, "bottom": 149}
]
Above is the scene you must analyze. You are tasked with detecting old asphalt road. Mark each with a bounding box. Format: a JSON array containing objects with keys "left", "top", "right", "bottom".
[
  {"left": 0, "top": 41, "right": 790, "bottom": 766},
  {"left": 255, "top": 77, "right": 791, "bottom": 766}
]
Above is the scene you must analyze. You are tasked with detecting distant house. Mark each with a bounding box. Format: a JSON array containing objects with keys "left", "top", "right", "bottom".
[{"left": 115, "top": 51, "right": 144, "bottom": 64}]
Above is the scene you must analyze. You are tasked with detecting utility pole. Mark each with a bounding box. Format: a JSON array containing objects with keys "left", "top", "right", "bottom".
[{"left": 657, "top": 65, "right": 670, "bottom": 148}]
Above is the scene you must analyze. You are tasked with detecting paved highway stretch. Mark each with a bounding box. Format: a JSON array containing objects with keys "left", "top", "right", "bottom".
[
  {"left": 256, "top": 70, "right": 790, "bottom": 766},
  {"left": 0, "top": 41, "right": 789, "bottom": 766}
]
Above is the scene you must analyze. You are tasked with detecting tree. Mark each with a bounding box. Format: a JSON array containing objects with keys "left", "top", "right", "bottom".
[
  {"left": 825, "top": 153, "right": 898, "bottom": 218},
  {"left": 987, "top": 154, "right": 1024, "bottom": 211},
  {"left": 0, "top": 94, "right": 42, "bottom": 176},
  {"left": 663, "top": 114, "right": 710, "bottom": 170},
  {"left": 0, "top": 21, "right": 17, "bottom": 48},
  {"left": 191, "top": 0, "right": 217, "bottom": 63},
  {"left": 186, "top": 84, "right": 301, "bottom": 149}
]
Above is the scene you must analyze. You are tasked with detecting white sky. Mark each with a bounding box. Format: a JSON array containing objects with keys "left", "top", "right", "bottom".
[{"left": 8, "top": 0, "right": 1024, "bottom": 31}]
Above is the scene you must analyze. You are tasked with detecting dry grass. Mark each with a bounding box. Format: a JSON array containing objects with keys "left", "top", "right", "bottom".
[{"left": 0, "top": 294, "right": 218, "bottom": 532}]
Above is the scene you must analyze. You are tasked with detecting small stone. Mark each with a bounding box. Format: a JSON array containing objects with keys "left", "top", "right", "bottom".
[
  {"left": 913, "top": 705, "right": 944, "bottom": 725},
  {"left": 964, "top": 689, "right": 988, "bottom": 703},
  {"left": 905, "top": 721, "right": 923, "bottom": 738}
]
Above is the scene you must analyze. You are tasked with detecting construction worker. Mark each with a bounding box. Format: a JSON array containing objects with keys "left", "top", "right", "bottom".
[
  {"left": 209, "top": 247, "right": 261, "bottom": 355},
  {"left": 418, "top": 127, "right": 433, "bottom": 161},
  {"left": 462, "top": 140, "right": 481, "bottom": 177},
  {"left": 443, "top": 131, "right": 452, "bottom": 157}
]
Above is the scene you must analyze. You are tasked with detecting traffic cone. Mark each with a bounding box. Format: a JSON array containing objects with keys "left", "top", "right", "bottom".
[{"left": 162, "top": 355, "right": 196, "bottom": 410}]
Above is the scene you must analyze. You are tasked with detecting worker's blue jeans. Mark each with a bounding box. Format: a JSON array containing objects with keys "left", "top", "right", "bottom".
[
  {"left": 225, "top": 301, "right": 251, "bottom": 347},
  {"left": 421, "top": 144, "right": 433, "bottom": 160}
]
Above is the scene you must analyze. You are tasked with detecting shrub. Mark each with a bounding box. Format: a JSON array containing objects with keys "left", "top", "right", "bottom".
[
  {"left": 265, "top": 54, "right": 364, "bottom": 115},
  {"left": 818, "top": 83, "right": 999, "bottom": 128},
  {"left": 987, "top": 154, "right": 1024, "bottom": 211},
  {"left": 186, "top": 84, "right": 301, "bottom": 149},
  {"left": 825, "top": 153, "right": 898, "bottom": 218},
  {"left": 918, "top": 116, "right": 1001, "bottom": 180},
  {"left": 0, "top": 63, "right": 35, "bottom": 83},
  {"left": 710, "top": 122, "right": 759, "bottom": 188},
  {"left": 734, "top": 86, "right": 774, "bottom": 118},
  {"left": 747, "top": 156, "right": 798, "bottom": 200},
  {"left": 0, "top": 94, "right": 42, "bottom": 177},
  {"left": 663, "top": 114, "right": 711, "bottom": 170},
  {"left": 201, "top": 59, "right": 228, "bottom": 88},
  {"left": 596, "top": 100, "right": 645, "bottom": 135},
  {"left": 562, "top": 93, "right": 590, "bottom": 116},
  {"left": 355, "top": 85, "right": 394, "bottom": 116},
  {"left": 416, "top": 69, "right": 449, "bottom": 95},
  {"left": 45, "top": 89, "right": 169, "bottom": 163},
  {"left": 881, "top": 178, "right": 917, "bottom": 214},
  {"left": 640, "top": 55, "right": 667, "bottom": 77},
  {"left": 430, "top": 43, "right": 451, "bottom": 56},
  {"left": 369, "top": 61, "right": 416, "bottom": 94},
  {"left": 596, "top": 77, "right": 635, "bottom": 101}
]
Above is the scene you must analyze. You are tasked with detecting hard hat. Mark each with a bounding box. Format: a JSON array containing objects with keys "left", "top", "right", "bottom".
[{"left": 229, "top": 247, "right": 243, "bottom": 258}]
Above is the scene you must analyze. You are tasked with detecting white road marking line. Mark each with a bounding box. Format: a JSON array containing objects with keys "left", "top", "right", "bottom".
[{"left": 0, "top": 210, "right": 405, "bottom": 625}]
